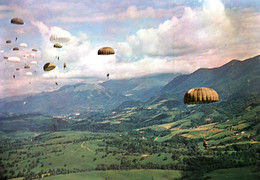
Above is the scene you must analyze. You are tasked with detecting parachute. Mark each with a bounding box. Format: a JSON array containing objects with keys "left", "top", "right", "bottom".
[
  {"left": 20, "top": 43, "right": 28, "bottom": 48},
  {"left": 6, "top": 40, "right": 12, "bottom": 43},
  {"left": 11, "top": 17, "right": 24, "bottom": 25},
  {"left": 32, "top": 49, "right": 37, "bottom": 52},
  {"left": 98, "top": 47, "right": 115, "bottom": 55},
  {"left": 26, "top": 72, "right": 32, "bottom": 76},
  {"left": 50, "top": 31, "right": 70, "bottom": 44},
  {"left": 43, "top": 62, "right": 56, "bottom": 71},
  {"left": 4, "top": 56, "right": 8, "bottom": 60},
  {"left": 13, "top": 47, "right": 19, "bottom": 51},
  {"left": 16, "top": 68, "right": 20, "bottom": 71},
  {"left": 184, "top": 87, "right": 219, "bottom": 104},
  {"left": 30, "top": 61, "right": 37, "bottom": 65},
  {"left": 24, "top": 65, "right": 30, "bottom": 69},
  {"left": 7, "top": 57, "right": 20, "bottom": 63},
  {"left": 54, "top": 43, "right": 62, "bottom": 48},
  {"left": 63, "top": 63, "right": 66, "bottom": 69},
  {"left": 203, "top": 140, "right": 209, "bottom": 150}
]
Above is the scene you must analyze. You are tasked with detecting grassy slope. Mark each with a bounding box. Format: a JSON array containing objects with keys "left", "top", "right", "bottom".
[{"left": 43, "top": 170, "right": 182, "bottom": 180}]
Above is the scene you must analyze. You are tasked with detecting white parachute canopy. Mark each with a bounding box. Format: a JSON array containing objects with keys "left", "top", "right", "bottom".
[
  {"left": 0, "top": 50, "right": 4, "bottom": 53},
  {"left": 19, "top": 43, "right": 28, "bottom": 48},
  {"left": 50, "top": 27, "right": 71, "bottom": 44},
  {"left": 25, "top": 72, "right": 33, "bottom": 76},
  {"left": 30, "top": 61, "right": 37, "bottom": 64},
  {"left": 7, "top": 56, "right": 20, "bottom": 63}
]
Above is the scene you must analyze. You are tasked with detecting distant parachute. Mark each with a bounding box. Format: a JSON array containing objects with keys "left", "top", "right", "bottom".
[
  {"left": 43, "top": 62, "right": 56, "bottom": 71},
  {"left": 4, "top": 56, "right": 8, "bottom": 60},
  {"left": 11, "top": 17, "right": 24, "bottom": 25},
  {"left": 203, "top": 140, "right": 209, "bottom": 150},
  {"left": 20, "top": 43, "right": 28, "bottom": 48},
  {"left": 54, "top": 43, "right": 62, "bottom": 48},
  {"left": 184, "top": 88, "right": 219, "bottom": 104},
  {"left": 6, "top": 40, "right": 12, "bottom": 43},
  {"left": 32, "top": 49, "right": 37, "bottom": 52},
  {"left": 26, "top": 72, "right": 33, "bottom": 76},
  {"left": 0, "top": 50, "right": 4, "bottom": 53},
  {"left": 13, "top": 47, "right": 19, "bottom": 51},
  {"left": 16, "top": 68, "right": 20, "bottom": 71},
  {"left": 7, "top": 57, "right": 20, "bottom": 63},
  {"left": 24, "top": 65, "right": 30, "bottom": 69},
  {"left": 98, "top": 47, "right": 115, "bottom": 55},
  {"left": 50, "top": 31, "right": 70, "bottom": 44},
  {"left": 63, "top": 63, "right": 66, "bottom": 69},
  {"left": 30, "top": 61, "right": 37, "bottom": 65}
]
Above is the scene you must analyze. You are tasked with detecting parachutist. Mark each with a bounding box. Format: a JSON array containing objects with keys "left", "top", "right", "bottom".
[
  {"left": 107, "top": 73, "right": 109, "bottom": 79},
  {"left": 15, "top": 37, "right": 18, "bottom": 41},
  {"left": 13, "top": 75, "right": 15, "bottom": 79},
  {"left": 64, "top": 63, "right": 66, "bottom": 70},
  {"left": 55, "top": 82, "right": 58, "bottom": 86},
  {"left": 203, "top": 140, "right": 209, "bottom": 150}
]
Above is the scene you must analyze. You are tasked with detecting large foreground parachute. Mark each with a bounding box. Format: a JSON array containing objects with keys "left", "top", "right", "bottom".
[
  {"left": 184, "top": 87, "right": 219, "bottom": 104},
  {"left": 11, "top": 17, "right": 24, "bottom": 25},
  {"left": 43, "top": 62, "right": 56, "bottom": 71},
  {"left": 98, "top": 47, "right": 115, "bottom": 55}
]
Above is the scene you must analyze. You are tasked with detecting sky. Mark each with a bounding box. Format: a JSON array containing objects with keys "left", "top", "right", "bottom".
[{"left": 0, "top": 0, "right": 259, "bottom": 98}]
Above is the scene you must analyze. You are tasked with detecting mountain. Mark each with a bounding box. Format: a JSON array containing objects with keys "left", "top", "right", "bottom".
[
  {"left": 150, "top": 55, "right": 260, "bottom": 104},
  {"left": 0, "top": 83, "right": 130, "bottom": 115},
  {"left": 101, "top": 73, "right": 178, "bottom": 101},
  {"left": 0, "top": 73, "right": 176, "bottom": 115}
]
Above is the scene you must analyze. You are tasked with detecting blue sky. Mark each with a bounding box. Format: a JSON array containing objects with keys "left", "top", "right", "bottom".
[{"left": 0, "top": 0, "right": 259, "bottom": 98}]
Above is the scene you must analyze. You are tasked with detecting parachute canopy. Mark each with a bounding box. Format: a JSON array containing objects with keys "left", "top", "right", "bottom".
[
  {"left": 98, "top": 47, "right": 115, "bottom": 55},
  {"left": 32, "top": 49, "right": 37, "bottom": 52},
  {"left": 6, "top": 40, "right": 12, "bottom": 43},
  {"left": 184, "top": 87, "right": 219, "bottom": 104},
  {"left": 43, "top": 62, "right": 56, "bottom": 71},
  {"left": 24, "top": 65, "right": 30, "bottom": 69},
  {"left": 16, "top": 68, "right": 20, "bottom": 71},
  {"left": 50, "top": 30, "right": 70, "bottom": 44},
  {"left": 4, "top": 56, "right": 8, "bottom": 59},
  {"left": 30, "top": 61, "right": 37, "bottom": 65},
  {"left": 53, "top": 43, "right": 62, "bottom": 48},
  {"left": 13, "top": 47, "right": 19, "bottom": 51},
  {"left": 20, "top": 43, "right": 28, "bottom": 48},
  {"left": 7, "top": 57, "right": 20, "bottom": 63},
  {"left": 26, "top": 72, "right": 32, "bottom": 76},
  {"left": 11, "top": 17, "right": 24, "bottom": 25}
]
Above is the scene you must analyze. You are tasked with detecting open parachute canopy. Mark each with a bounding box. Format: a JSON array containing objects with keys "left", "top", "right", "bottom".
[
  {"left": 20, "top": 43, "right": 28, "bottom": 48},
  {"left": 11, "top": 17, "right": 24, "bottom": 25},
  {"left": 24, "top": 65, "right": 30, "bottom": 69},
  {"left": 98, "top": 47, "right": 115, "bottom": 55},
  {"left": 32, "top": 49, "right": 37, "bottom": 52},
  {"left": 13, "top": 47, "right": 19, "bottom": 51},
  {"left": 6, "top": 40, "right": 12, "bottom": 43},
  {"left": 30, "top": 61, "right": 37, "bottom": 65},
  {"left": 16, "top": 68, "right": 20, "bottom": 71},
  {"left": 43, "top": 62, "right": 56, "bottom": 71},
  {"left": 26, "top": 72, "right": 32, "bottom": 76},
  {"left": 50, "top": 31, "right": 70, "bottom": 44},
  {"left": 184, "top": 87, "right": 219, "bottom": 104},
  {"left": 4, "top": 56, "right": 8, "bottom": 59},
  {"left": 53, "top": 43, "right": 62, "bottom": 48},
  {"left": 7, "top": 56, "right": 20, "bottom": 63}
]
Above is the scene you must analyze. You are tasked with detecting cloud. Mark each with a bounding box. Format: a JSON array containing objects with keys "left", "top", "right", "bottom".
[{"left": 116, "top": 0, "right": 260, "bottom": 67}]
